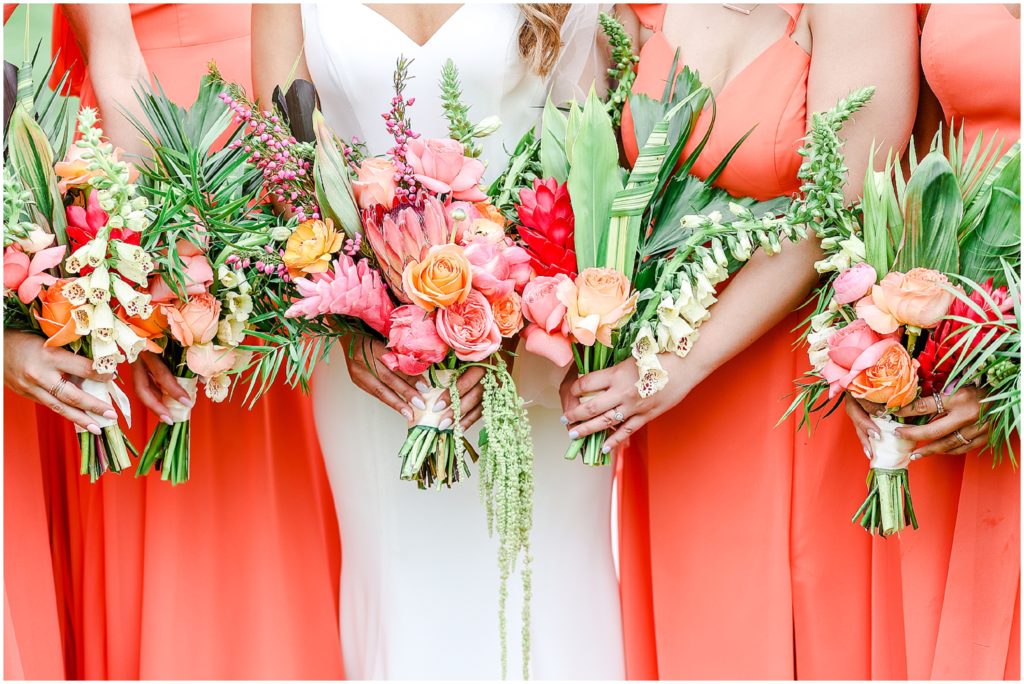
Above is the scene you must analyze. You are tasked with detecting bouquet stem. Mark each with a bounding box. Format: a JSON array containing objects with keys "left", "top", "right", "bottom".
[
  {"left": 853, "top": 415, "right": 919, "bottom": 536},
  {"left": 137, "top": 376, "right": 197, "bottom": 485},
  {"left": 397, "top": 370, "right": 478, "bottom": 489}
]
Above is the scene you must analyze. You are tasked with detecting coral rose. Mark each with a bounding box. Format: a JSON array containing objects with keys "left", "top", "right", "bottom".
[
  {"left": 148, "top": 240, "right": 214, "bottom": 302},
  {"left": 352, "top": 157, "right": 398, "bottom": 210},
  {"left": 283, "top": 218, "right": 344, "bottom": 278},
  {"left": 833, "top": 263, "right": 877, "bottom": 305},
  {"left": 848, "top": 339, "right": 921, "bottom": 409},
  {"left": 402, "top": 244, "right": 473, "bottom": 311},
  {"left": 819, "top": 319, "right": 891, "bottom": 398},
  {"left": 558, "top": 267, "right": 638, "bottom": 347},
  {"left": 165, "top": 293, "right": 220, "bottom": 347},
  {"left": 435, "top": 290, "right": 502, "bottom": 362},
  {"left": 34, "top": 279, "right": 81, "bottom": 347},
  {"left": 463, "top": 241, "right": 533, "bottom": 301},
  {"left": 186, "top": 343, "right": 238, "bottom": 379},
  {"left": 520, "top": 275, "right": 573, "bottom": 366},
  {"left": 857, "top": 268, "right": 955, "bottom": 334},
  {"left": 492, "top": 291, "right": 524, "bottom": 337},
  {"left": 407, "top": 138, "right": 487, "bottom": 201},
  {"left": 382, "top": 305, "right": 450, "bottom": 375}
]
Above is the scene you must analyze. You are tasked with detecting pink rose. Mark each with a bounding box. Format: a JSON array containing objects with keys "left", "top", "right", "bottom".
[
  {"left": 463, "top": 241, "right": 534, "bottom": 301},
  {"left": 382, "top": 305, "right": 450, "bottom": 375},
  {"left": 165, "top": 293, "right": 221, "bottom": 347},
  {"left": 558, "top": 267, "right": 638, "bottom": 347},
  {"left": 856, "top": 268, "right": 955, "bottom": 334},
  {"left": 149, "top": 240, "right": 214, "bottom": 302},
  {"left": 186, "top": 342, "right": 238, "bottom": 379},
  {"left": 352, "top": 157, "right": 398, "bottom": 210},
  {"left": 3, "top": 245, "right": 65, "bottom": 304},
  {"left": 435, "top": 290, "right": 502, "bottom": 362},
  {"left": 520, "top": 275, "right": 573, "bottom": 367},
  {"left": 833, "top": 263, "right": 877, "bottom": 305},
  {"left": 407, "top": 138, "right": 486, "bottom": 202},
  {"left": 819, "top": 319, "right": 892, "bottom": 398}
]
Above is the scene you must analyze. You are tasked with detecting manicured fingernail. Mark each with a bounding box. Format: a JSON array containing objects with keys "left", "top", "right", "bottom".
[
  {"left": 180, "top": 397, "right": 195, "bottom": 408},
  {"left": 910, "top": 453, "right": 921, "bottom": 461},
  {"left": 411, "top": 397, "right": 426, "bottom": 411},
  {"left": 401, "top": 408, "right": 412, "bottom": 421},
  {"left": 602, "top": 445, "right": 611, "bottom": 454},
  {"left": 160, "top": 414, "right": 174, "bottom": 426},
  {"left": 569, "top": 430, "right": 579, "bottom": 440},
  {"left": 864, "top": 447, "right": 871, "bottom": 459},
  {"left": 103, "top": 409, "right": 117, "bottom": 420},
  {"left": 438, "top": 418, "right": 453, "bottom": 431},
  {"left": 869, "top": 430, "right": 880, "bottom": 441},
  {"left": 416, "top": 381, "right": 429, "bottom": 393},
  {"left": 874, "top": 409, "right": 886, "bottom": 418},
  {"left": 87, "top": 423, "right": 101, "bottom": 435},
  {"left": 560, "top": 415, "right": 569, "bottom": 425},
  {"left": 432, "top": 400, "right": 447, "bottom": 412}
]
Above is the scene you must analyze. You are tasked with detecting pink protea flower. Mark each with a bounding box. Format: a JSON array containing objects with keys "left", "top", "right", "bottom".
[
  {"left": 285, "top": 255, "right": 395, "bottom": 335},
  {"left": 362, "top": 196, "right": 455, "bottom": 302}
]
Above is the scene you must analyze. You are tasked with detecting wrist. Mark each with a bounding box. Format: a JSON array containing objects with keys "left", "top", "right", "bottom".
[{"left": 658, "top": 351, "right": 708, "bottom": 398}]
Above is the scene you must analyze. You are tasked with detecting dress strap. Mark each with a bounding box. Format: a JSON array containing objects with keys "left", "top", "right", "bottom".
[
  {"left": 630, "top": 3, "right": 667, "bottom": 32},
  {"left": 776, "top": 3, "right": 803, "bottom": 36}
]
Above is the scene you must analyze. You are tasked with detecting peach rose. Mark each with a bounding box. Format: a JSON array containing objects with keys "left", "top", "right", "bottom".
[
  {"left": 186, "top": 343, "right": 238, "bottom": 379},
  {"left": 148, "top": 240, "right": 214, "bottom": 302},
  {"left": 402, "top": 244, "right": 473, "bottom": 311},
  {"left": 283, "top": 218, "right": 344, "bottom": 278},
  {"left": 558, "top": 267, "right": 638, "bottom": 347},
  {"left": 492, "top": 291, "right": 524, "bottom": 337},
  {"left": 435, "top": 290, "right": 502, "bottom": 362},
  {"left": 833, "top": 263, "right": 877, "bottom": 305},
  {"left": 848, "top": 339, "right": 921, "bottom": 409},
  {"left": 165, "top": 293, "right": 220, "bottom": 347},
  {"left": 35, "top": 279, "right": 81, "bottom": 347},
  {"left": 352, "top": 158, "right": 398, "bottom": 210},
  {"left": 520, "top": 275, "right": 573, "bottom": 367},
  {"left": 857, "top": 268, "right": 955, "bottom": 334}
]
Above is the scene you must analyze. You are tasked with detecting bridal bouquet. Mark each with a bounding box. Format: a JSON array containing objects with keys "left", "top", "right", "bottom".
[
  {"left": 4, "top": 58, "right": 155, "bottom": 481},
  {"left": 499, "top": 14, "right": 800, "bottom": 465},
  {"left": 786, "top": 92, "right": 1021, "bottom": 536}
]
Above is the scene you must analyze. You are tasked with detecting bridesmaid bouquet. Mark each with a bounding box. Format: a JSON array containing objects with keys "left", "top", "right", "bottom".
[
  {"left": 785, "top": 90, "right": 1021, "bottom": 536},
  {"left": 498, "top": 13, "right": 801, "bottom": 465},
  {"left": 4, "top": 58, "right": 155, "bottom": 481}
]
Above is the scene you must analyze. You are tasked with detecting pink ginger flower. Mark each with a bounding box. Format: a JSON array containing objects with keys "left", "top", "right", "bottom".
[
  {"left": 4, "top": 245, "right": 67, "bottom": 303},
  {"left": 285, "top": 255, "right": 395, "bottom": 335}
]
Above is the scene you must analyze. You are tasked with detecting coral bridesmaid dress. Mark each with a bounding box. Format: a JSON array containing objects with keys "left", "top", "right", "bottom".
[
  {"left": 869, "top": 5, "right": 1020, "bottom": 680},
  {"left": 44, "top": 5, "right": 344, "bottom": 678},
  {"left": 619, "top": 4, "right": 876, "bottom": 678}
]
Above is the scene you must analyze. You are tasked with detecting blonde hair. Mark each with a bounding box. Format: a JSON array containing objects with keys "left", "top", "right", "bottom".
[{"left": 519, "top": 4, "right": 571, "bottom": 77}]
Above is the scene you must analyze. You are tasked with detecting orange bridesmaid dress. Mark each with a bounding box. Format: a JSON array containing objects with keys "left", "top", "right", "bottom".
[
  {"left": 619, "top": 4, "right": 876, "bottom": 678},
  {"left": 869, "top": 5, "right": 1020, "bottom": 680},
  {"left": 45, "top": 5, "right": 344, "bottom": 678}
]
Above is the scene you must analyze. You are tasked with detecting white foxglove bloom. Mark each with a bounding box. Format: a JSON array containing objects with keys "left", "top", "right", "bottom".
[
  {"left": 728, "top": 202, "right": 752, "bottom": 219},
  {"left": 61, "top": 278, "right": 89, "bottom": 306},
  {"left": 806, "top": 327, "right": 835, "bottom": 352},
  {"left": 678, "top": 297, "right": 711, "bottom": 327},
  {"left": 680, "top": 215, "right": 704, "bottom": 229},
  {"left": 227, "top": 292, "right": 253, "bottom": 321},
  {"left": 707, "top": 210, "right": 723, "bottom": 224},
  {"left": 712, "top": 240, "right": 729, "bottom": 268},
  {"left": 111, "top": 274, "right": 153, "bottom": 319},
  {"left": 65, "top": 243, "right": 93, "bottom": 273},
  {"left": 112, "top": 240, "right": 148, "bottom": 265},
  {"left": 205, "top": 374, "right": 231, "bottom": 403},
  {"left": 86, "top": 239, "right": 108, "bottom": 268},
  {"left": 71, "top": 304, "right": 94, "bottom": 335},
  {"left": 701, "top": 253, "right": 726, "bottom": 282},
  {"left": 113, "top": 318, "right": 147, "bottom": 362},
  {"left": 838, "top": 236, "right": 866, "bottom": 263},
  {"left": 631, "top": 325, "right": 658, "bottom": 361},
  {"left": 471, "top": 116, "right": 502, "bottom": 138},
  {"left": 90, "top": 302, "right": 115, "bottom": 342},
  {"left": 91, "top": 336, "right": 125, "bottom": 374},
  {"left": 115, "top": 259, "right": 151, "bottom": 286},
  {"left": 130, "top": 196, "right": 148, "bottom": 212},
  {"left": 125, "top": 211, "right": 148, "bottom": 232},
  {"left": 732, "top": 231, "right": 753, "bottom": 260},
  {"left": 217, "top": 317, "right": 246, "bottom": 347},
  {"left": 636, "top": 359, "right": 669, "bottom": 398},
  {"left": 87, "top": 267, "right": 111, "bottom": 304}
]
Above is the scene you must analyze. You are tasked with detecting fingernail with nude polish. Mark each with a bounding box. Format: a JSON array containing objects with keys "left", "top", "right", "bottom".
[
  {"left": 869, "top": 430, "right": 880, "bottom": 441},
  {"left": 161, "top": 414, "right": 174, "bottom": 426},
  {"left": 569, "top": 430, "right": 579, "bottom": 440},
  {"left": 863, "top": 448, "right": 871, "bottom": 459},
  {"left": 910, "top": 453, "right": 921, "bottom": 461},
  {"left": 602, "top": 445, "right": 611, "bottom": 454},
  {"left": 411, "top": 397, "right": 426, "bottom": 411},
  {"left": 401, "top": 408, "right": 413, "bottom": 421},
  {"left": 432, "top": 400, "right": 447, "bottom": 413},
  {"left": 103, "top": 409, "right": 117, "bottom": 420},
  {"left": 181, "top": 397, "right": 195, "bottom": 408},
  {"left": 416, "top": 381, "right": 430, "bottom": 393},
  {"left": 559, "top": 415, "right": 569, "bottom": 425},
  {"left": 438, "top": 418, "right": 453, "bottom": 431},
  {"left": 87, "top": 423, "right": 101, "bottom": 436}
]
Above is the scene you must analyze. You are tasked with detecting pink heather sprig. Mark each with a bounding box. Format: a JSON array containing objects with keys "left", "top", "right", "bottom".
[
  {"left": 218, "top": 89, "right": 320, "bottom": 221},
  {"left": 343, "top": 234, "right": 363, "bottom": 257},
  {"left": 384, "top": 56, "right": 422, "bottom": 204},
  {"left": 225, "top": 244, "right": 292, "bottom": 282}
]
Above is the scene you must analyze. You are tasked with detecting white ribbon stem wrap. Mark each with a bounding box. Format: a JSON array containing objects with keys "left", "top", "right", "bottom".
[
  {"left": 163, "top": 376, "right": 199, "bottom": 424},
  {"left": 74, "top": 379, "right": 132, "bottom": 433},
  {"left": 868, "top": 415, "right": 914, "bottom": 470},
  {"left": 411, "top": 370, "right": 455, "bottom": 429}
]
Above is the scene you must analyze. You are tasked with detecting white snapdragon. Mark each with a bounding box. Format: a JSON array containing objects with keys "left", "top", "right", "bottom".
[{"left": 204, "top": 373, "right": 231, "bottom": 403}]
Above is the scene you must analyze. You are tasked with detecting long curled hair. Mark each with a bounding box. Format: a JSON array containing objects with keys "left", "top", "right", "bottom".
[{"left": 519, "top": 4, "right": 571, "bottom": 77}]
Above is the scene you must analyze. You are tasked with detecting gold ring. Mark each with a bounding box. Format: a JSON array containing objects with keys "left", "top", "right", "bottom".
[
  {"left": 953, "top": 429, "right": 971, "bottom": 446},
  {"left": 49, "top": 377, "right": 68, "bottom": 398},
  {"left": 933, "top": 392, "right": 946, "bottom": 415}
]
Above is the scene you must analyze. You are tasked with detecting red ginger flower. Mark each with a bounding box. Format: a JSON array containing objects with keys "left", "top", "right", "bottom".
[
  {"left": 66, "top": 191, "right": 140, "bottom": 250},
  {"left": 515, "top": 177, "right": 576, "bottom": 278},
  {"left": 918, "top": 278, "right": 1016, "bottom": 395}
]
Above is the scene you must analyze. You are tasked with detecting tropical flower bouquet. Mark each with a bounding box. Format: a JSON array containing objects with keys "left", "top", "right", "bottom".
[
  {"left": 786, "top": 91, "right": 1021, "bottom": 536},
  {"left": 4, "top": 58, "right": 156, "bottom": 481}
]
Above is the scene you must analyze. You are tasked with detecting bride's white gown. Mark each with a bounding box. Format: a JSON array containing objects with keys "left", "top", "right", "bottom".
[{"left": 302, "top": 3, "right": 623, "bottom": 679}]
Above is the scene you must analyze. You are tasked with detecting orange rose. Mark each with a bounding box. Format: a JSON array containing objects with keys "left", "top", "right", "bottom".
[
  {"left": 557, "top": 267, "right": 638, "bottom": 347},
  {"left": 283, "top": 218, "right": 344, "bottom": 278},
  {"left": 856, "top": 268, "right": 955, "bottom": 334},
  {"left": 492, "top": 291, "right": 524, "bottom": 337},
  {"left": 848, "top": 339, "right": 921, "bottom": 409},
  {"left": 474, "top": 202, "right": 506, "bottom": 227},
  {"left": 117, "top": 305, "right": 167, "bottom": 353},
  {"left": 35, "top": 279, "right": 80, "bottom": 347},
  {"left": 402, "top": 244, "right": 473, "bottom": 311}
]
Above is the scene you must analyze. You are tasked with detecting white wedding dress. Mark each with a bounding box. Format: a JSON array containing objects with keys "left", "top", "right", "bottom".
[{"left": 302, "top": 3, "right": 623, "bottom": 679}]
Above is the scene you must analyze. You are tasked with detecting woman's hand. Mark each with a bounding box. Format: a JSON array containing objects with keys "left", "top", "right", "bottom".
[
  {"left": 346, "top": 338, "right": 420, "bottom": 422},
  {"left": 4, "top": 330, "right": 118, "bottom": 434},
  {"left": 132, "top": 351, "right": 195, "bottom": 425},
  {"left": 847, "top": 386, "right": 988, "bottom": 460},
  {"left": 560, "top": 354, "right": 695, "bottom": 453}
]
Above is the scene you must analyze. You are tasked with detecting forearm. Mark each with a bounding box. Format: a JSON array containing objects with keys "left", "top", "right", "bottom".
[
  {"left": 62, "top": 5, "right": 149, "bottom": 155},
  {"left": 251, "top": 4, "right": 311, "bottom": 108}
]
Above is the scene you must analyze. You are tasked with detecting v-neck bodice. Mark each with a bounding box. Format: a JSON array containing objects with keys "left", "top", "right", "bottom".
[{"left": 622, "top": 3, "right": 810, "bottom": 200}]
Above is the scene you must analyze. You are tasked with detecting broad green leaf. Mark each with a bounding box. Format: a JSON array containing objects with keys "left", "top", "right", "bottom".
[
  {"left": 539, "top": 97, "right": 568, "bottom": 182},
  {"left": 895, "top": 150, "right": 962, "bottom": 273},
  {"left": 960, "top": 149, "right": 1021, "bottom": 286}
]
